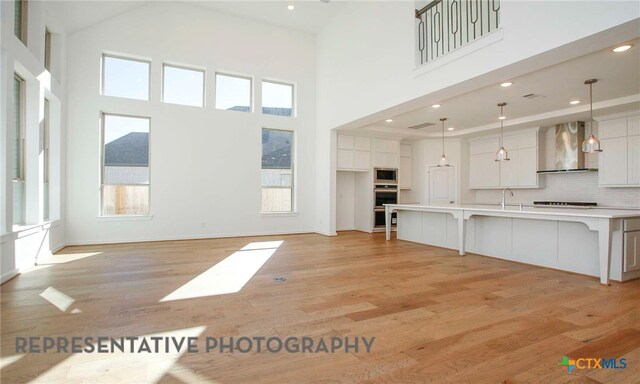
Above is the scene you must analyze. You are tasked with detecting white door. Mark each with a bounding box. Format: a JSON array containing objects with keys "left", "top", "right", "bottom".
[{"left": 429, "top": 166, "right": 456, "bottom": 205}]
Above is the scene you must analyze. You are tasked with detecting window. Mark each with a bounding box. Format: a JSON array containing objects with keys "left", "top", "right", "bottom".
[
  {"left": 262, "top": 80, "right": 294, "bottom": 117},
  {"left": 162, "top": 64, "right": 205, "bottom": 107},
  {"left": 215, "top": 73, "right": 251, "bottom": 112},
  {"left": 13, "top": 74, "right": 25, "bottom": 225},
  {"left": 102, "top": 55, "right": 150, "bottom": 100},
  {"left": 261, "top": 129, "right": 294, "bottom": 212},
  {"left": 43, "top": 99, "right": 50, "bottom": 220},
  {"left": 101, "top": 114, "right": 150, "bottom": 216},
  {"left": 44, "top": 29, "right": 52, "bottom": 71},
  {"left": 14, "top": 0, "right": 27, "bottom": 44}
]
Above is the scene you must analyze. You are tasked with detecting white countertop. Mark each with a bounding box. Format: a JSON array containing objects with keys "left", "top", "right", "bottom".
[{"left": 385, "top": 203, "right": 640, "bottom": 219}]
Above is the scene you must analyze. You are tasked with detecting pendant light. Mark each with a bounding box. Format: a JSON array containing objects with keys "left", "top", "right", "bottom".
[
  {"left": 495, "top": 102, "right": 510, "bottom": 162},
  {"left": 438, "top": 118, "right": 450, "bottom": 167},
  {"left": 582, "top": 79, "right": 602, "bottom": 153}
]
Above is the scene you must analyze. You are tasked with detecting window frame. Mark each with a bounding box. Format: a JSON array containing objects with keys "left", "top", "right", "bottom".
[
  {"left": 161, "top": 63, "right": 206, "bottom": 107},
  {"left": 14, "top": 0, "right": 28, "bottom": 44},
  {"left": 214, "top": 72, "right": 253, "bottom": 113},
  {"left": 101, "top": 53, "right": 151, "bottom": 101},
  {"left": 260, "top": 127, "right": 296, "bottom": 214},
  {"left": 44, "top": 29, "right": 52, "bottom": 71},
  {"left": 13, "top": 73, "right": 26, "bottom": 225},
  {"left": 261, "top": 79, "right": 295, "bottom": 117},
  {"left": 100, "top": 112, "right": 152, "bottom": 217},
  {"left": 43, "top": 98, "right": 50, "bottom": 221}
]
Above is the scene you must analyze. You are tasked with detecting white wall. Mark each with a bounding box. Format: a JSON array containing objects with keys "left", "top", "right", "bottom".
[
  {"left": 1, "top": 0, "right": 67, "bottom": 283},
  {"left": 65, "top": 2, "right": 317, "bottom": 244},
  {"left": 316, "top": 0, "right": 640, "bottom": 234}
]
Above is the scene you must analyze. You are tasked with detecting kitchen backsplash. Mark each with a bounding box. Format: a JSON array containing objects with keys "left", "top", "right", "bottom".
[{"left": 474, "top": 171, "right": 640, "bottom": 207}]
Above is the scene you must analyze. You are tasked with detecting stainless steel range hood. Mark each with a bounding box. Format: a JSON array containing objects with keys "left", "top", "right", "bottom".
[{"left": 537, "top": 121, "right": 598, "bottom": 174}]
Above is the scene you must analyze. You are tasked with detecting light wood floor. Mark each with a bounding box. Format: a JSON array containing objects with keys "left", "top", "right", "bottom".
[{"left": 2, "top": 232, "right": 640, "bottom": 383}]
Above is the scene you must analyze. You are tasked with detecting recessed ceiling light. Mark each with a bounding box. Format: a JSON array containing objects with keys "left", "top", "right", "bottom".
[
  {"left": 447, "top": 127, "right": 454, "bottom": 131},
  {"left": 385, "top": 118, "right": 393, "bottom": 123},
  {"left": 432, "top": 104, "right": 441, "bottom": 108},
  {"left": 500, "top": 82, "right": 513, "bottom": 87},
  {"left": 569, "top": 100, "right": 581, "bottom": 105},
  {"left": 612, "top": 44, "right": 632, "bottom": 53},
  {"left": 499, "top": 116, "right": 506, "bottom": 120},
  {"left": 287, "top": 4, "right": 295, "bottom": 10}
]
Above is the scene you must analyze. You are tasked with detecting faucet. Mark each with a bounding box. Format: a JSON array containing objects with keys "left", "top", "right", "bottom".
[{"left": 500, "top": 188, "right": 514, "bottom": 210}]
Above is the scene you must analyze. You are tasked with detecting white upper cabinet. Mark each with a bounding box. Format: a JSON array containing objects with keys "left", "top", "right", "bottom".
[
  {"left": 337, "top": 134, "right": 370, "bottom": 171},
  {"left": 371, "top": 138, "right": 400, "bottom": 169},
  {"left": 469, "top": 130, "right": 539, "bottom": 189},
  {"left": 598, "top": 115, "right": 640, "bottom": 187},
  {"left": 399, "top": 144, "right": 413, "bottom": 189}
]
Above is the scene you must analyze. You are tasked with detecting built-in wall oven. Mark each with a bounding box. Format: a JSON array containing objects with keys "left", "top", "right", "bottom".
[{"left": 373, "top": 168, "right": 398, "bottom": 229}]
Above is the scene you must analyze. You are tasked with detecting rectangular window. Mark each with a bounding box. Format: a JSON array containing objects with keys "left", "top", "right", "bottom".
[
  {"left": 261, "top": 129, "right": 294, "bottom": 212},
  {"left": 43, "top": 98, "right": 50, "bottom": 220},
  {"left": 14, "top": 0, "right": 27, "bottom": 44},
  {"left": 262, "top": 80, "right": 294, "bottom": 117},
  {"left": 44, "top": 29, "right": 52, "bottom": 71},
  {"left": 102, "top": 54, "right": 150, "bottom": 100},
  {"left": 215, "top": 73, "right": 251, "bottom": 112},
  {"left": 101, "top": 114, "right": 150, "bottom": 216},
  {"left": 162, "top": 64, "right": 205, "bottom": 107},
  {"left": 13, "top": 74, "right": 25, "bottom": 225}
]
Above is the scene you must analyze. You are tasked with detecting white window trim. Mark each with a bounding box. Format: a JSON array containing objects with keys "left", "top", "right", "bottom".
[
  {"left": 261, "top": 79, "right": 296, "bottom": 118},
  {"left": 214, "top": 72, "right": 253, "bottom": 113},
  {"left": 260, "top": 127, "right": 296, "bottom": 214},
  {"left": 161, "top": 62, "right": 206, "bottom": 107},
  {"left": 99, "top": 113, "right": 151, "bottom": 217},
  {"left": 101, "top": 53, "right": 151, "bottom": 101}
]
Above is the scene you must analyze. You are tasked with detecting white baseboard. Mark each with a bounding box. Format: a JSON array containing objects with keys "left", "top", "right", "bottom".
[
  {"left": 1, "top": 269, "right": 19, "bottom": 285},
  {"left": 65, "top": 229, "right": 317, "bottom": 246}
]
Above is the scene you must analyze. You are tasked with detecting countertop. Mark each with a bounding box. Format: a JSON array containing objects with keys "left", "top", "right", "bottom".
[{"left": 385, "top": 203, "right": 640, "bottom": 219}]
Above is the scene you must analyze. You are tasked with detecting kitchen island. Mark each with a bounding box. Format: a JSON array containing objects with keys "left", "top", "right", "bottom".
[{"left": 384, "top": 203, "right": 640, "bottom": 285}]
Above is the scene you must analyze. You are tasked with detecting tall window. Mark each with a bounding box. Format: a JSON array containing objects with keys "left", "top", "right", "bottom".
[
  {"left": 102, "top": 54, "right": 150, "bottom": 100},
  {"left": 101, "top": 114, "right": 150, "bottom": 216},
  {"left": 43, "top": 99, "right": 50, "bottom": 220},
  {"left": 215, "top": 73, "right": 251, "bottom": 112},
  {"left": 44, "top": 29, "right": 52, "bottom": 71},
  {"left": 262, "top": 80, "right": 294, "bottom": 117},
  {"left": 162, "top": 64, "right": 205, "bottom": 107},
  {"left": 261, "top": 129, "right": 294, "bottom": 212},
  {"left": 14, "top": 0, "right": 27, "bottom": 44},
  {"left": 13, "top": 74, "right": 25, "bottom": 225}
]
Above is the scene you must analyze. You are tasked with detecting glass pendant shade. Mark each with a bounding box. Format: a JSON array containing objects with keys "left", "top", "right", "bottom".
[
  {"left": 439, "top": 154, "right": 449, "bottom": 167},
  {"left": 495, "top": 102, "right": 510, "bottom": 162},
  {"left": 437, "top": 117, "right": 451, "bottom": 167},
  {"left": 582, "top": 133, "right": 602, "bottom": 153},
  {"left": 495, "top": 146, "right": 510, "bottom": 161},
  {"left": 582, "top": 79, "right": 602, "bottom": 153}
]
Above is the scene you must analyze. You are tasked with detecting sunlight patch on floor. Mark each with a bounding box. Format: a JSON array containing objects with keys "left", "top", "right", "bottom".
[
  {"left": 169, "top": 363, "right": 220, "bottom": 383},
  {"left": 28, "top": 326, "right": 206, "bottom": 384},
  {"left": 0, "top": 354, "right": 25, "bottom": 370},
  {"left": 160, "top": 241, "right": 283, "bottom": 302},
  {"left": 39, "top": 287, "right": 75, "bottom": 312},
  {"left": 38, "top": 252, "right": 103, "bottom": 265}
]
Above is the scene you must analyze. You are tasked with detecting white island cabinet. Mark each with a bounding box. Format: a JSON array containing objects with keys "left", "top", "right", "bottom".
[{"left": 384, "top": 204, "right": 640, "bottom": 285}]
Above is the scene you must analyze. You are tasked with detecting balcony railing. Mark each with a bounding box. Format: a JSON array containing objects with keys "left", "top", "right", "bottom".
[{"left": 416, "top": 0, "right": 501, "bottom": 66}]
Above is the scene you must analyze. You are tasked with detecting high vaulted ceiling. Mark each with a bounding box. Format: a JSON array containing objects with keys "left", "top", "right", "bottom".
[{"left": 44, "top": 0, "right": 346, "bottom": 34}]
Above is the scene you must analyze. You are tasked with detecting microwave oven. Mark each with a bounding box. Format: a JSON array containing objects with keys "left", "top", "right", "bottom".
[{"left": 374, "top": 168, "right": 398, "bottom": 184}]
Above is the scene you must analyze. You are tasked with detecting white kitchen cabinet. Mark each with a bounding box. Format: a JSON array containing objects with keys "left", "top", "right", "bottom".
[
  {"left": 628, "top": 135, "right": 640, "bottom": 185},
  {"left": 624, "top": 231, "right": 640, "bottom": 272},
  {"left": 598, "top": 115, "right": 640, "bottom": 187},
  {"left": 400, "top": 156, "right": 413, "bottom": 189},
  {"left": 373, "top": 138, "right": 399, "bottom": 154},
  {"left": 600, "top": 137, "right": 628, "bottom": 185},
  {"left": 372, "top": 152, "right": 399, "bottom": 168},
  {"left": 469, "top": 153, "right": 500, "bottom": 188},
  {"left": 469, "top": 130, "right": 539, "bottom": 189},
  {"left": 337, "top": 134, "right": 371, "bottom": 171}
]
